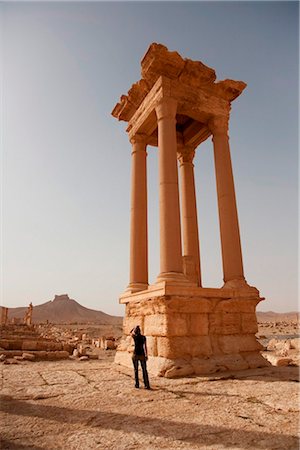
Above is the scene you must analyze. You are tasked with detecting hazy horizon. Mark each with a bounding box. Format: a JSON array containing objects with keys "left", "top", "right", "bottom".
[
  {"left": 1, "top": 2, "right": 298, "bottom": 315},
  {"left": 4, "top": 293, "right": 299, "bottom": 315}
]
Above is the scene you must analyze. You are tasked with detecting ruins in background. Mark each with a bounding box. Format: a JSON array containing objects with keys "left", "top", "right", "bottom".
[{"left": 112, "top": 43, "right": 268, "bottom": 377}]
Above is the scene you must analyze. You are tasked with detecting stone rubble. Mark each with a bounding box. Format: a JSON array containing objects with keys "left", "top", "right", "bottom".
[{"left": 0, "top": 323, "right": 120, "bottom": 365}]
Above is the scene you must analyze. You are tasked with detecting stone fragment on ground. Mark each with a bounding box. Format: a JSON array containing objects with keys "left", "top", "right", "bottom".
[{"left": 263, "top": 353, "right": 293, "bottom": 366}]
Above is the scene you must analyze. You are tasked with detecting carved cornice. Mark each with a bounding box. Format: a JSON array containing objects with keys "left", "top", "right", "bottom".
[{"left": 112, "top": 43, "right": 247, "bottom": 124}]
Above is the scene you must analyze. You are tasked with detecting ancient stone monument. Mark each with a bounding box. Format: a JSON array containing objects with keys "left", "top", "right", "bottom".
[{"left": 112, "top": 43, "right": 267, "bottom": 377}]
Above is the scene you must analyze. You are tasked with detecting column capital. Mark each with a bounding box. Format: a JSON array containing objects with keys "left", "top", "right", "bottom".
[
  {"left": 177, "top": 145, "right": 196, "bottom": 166},
  {"left": 130, "top": 133, "right": 148, "bottom": 145},
  {"left": 155, "top": 97, "right": 177, "bottom": 121},
  {"left": 208, "top": 115, "right": 229, "bottom": 136}
]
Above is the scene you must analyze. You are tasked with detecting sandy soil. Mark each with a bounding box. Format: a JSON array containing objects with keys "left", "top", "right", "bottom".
[{"left": 0, "top": 351, "right": 299, "bottom": 450}]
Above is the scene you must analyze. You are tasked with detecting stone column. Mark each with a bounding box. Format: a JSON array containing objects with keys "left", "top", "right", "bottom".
[
  {"left": 155, "top": 97, "right": 185, "bottom": 283},
  {"left": 178, "top": 146, "right": 202, "bottom": 286},
  {"left": 127, "top": 134, "right": 148, "bottom": 292},
  {"left": 209, "top": 116, "right": 246, "bottom": 287}
]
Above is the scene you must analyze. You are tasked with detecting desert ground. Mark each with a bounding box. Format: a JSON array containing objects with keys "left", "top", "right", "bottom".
[
  {"left": 0, "top": 354, "right": 299, "bottom": 450},
  {"left": 1, "top": 319, "right": 299, "bottom": 450}
]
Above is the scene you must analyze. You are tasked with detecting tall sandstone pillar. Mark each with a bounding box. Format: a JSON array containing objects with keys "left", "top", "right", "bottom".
[
  {"left": 209, "top": 116, "right": 245, "bottom": 286},
  {"left": 155, "top": 98, "right": 185, "bottom": 282},
  {"left": 127, "top": 134, "right": 148, "bottom": 292},
  {"left": 178, "top": 145, "right": 201, "bottom": 286}
]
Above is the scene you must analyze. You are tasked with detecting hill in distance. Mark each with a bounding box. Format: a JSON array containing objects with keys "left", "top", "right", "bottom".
[
  {"left": 5, "top": 295, "right": 298, "bottom": 325},
  {"left": 256, "top": 311, "right": 299, "bottom": 322},
  {"left": 7, "top": 294, "right": 123, "bottom": 325}
]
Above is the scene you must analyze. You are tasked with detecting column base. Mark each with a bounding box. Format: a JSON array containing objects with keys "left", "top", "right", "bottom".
[
  {"left": 222, "top": 278, "right": 258, "bottom": 293},
  {"left": 115, "top": 288, "right": 268, "bottom": 378},
  {"left": 156, "top": 271, "right": 197, "bottom": 286},
  {"left": 125, "top": 282, "right": 149, "bottom": 294}
]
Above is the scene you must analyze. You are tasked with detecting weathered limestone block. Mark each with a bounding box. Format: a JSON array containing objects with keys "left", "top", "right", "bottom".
[
  {"left": 157, "top": 336, "right": 212, "bottom": 359},
  {"left": 167, "top": 297, "right": 214, "bottom": 314},
  {"left": 191, "top": 358, "right": 217, "bottom": 375},
  {"left": 147, "top": 356, "right": 174, "bottom": 377},
  {"left": 117, "top": 335, "right": 132, "bottom": 352},
  {"left": 266, "top": 338, "right": 277, "bottom": 351},
  {"left": 34, "top": 351, "right": 47, "bottom": 359},
  {"left": 62, "top": 343, "right": 74, "bottom": 354},
  {"left": 144, "top": 314, "right": 168, "bottom": 336},
  {"left": 123, "top": 315, "right": 144, "bottom": 334},
  {"left": 209, "top": 313, "right": 241, "bottom": 335},
  {"left": 217, "top": 334, "right": 263, "bottom": 354},
  {"left": 141, "top": 43, "right": 185, "bottom": 87},
  {"left": 45, "top": 351, "right": 70, "bottom": 360},
  {"left": 164, "top": 359, "right": 194, "bottom": 378},
  {"left": 215, "top": 298, "right": 259, "bottom": 313},
  {"left": 114, "top": 350, "right": 133, "bottom": 370},
  {"left": 22, "top": 340, "right": 38, "bottom": 351},
  {"left": 36, "top": 341, "right": 62, "bottom": 351},
  {"left": 241, "top": 313, "right": 258, "bottom": 333},
  {"left": 179, "top": 59, "right": 216, "bottom": 88},
  {"left": 126, "top": 300, "right": 159, "bottom": 317},
  {"left": 4, "top": 358, "right": 18, "bottom": 365},
  {"left": 212, "top": 354, "right": 249, "bottom": 371},
  {"left": 146, "top": 336, "right": 158, "bottom": 357},
  {"left": 189, "top": 314, "right": 209, "bottom": 335},
  {"left": 144, "top": 313, "right": 191, "bottom": 337},
  {"left": 22, "top": 352, "right": 35, "bottom": 361},
  {"left": 242, "top": 352, "right": 270, "bottom": 369},
  {"left": 263, "top": 353, "right": 293, "bottom": 367},
  {"left": 167, "top": 314, "right": 190, "bottom": 336},
  {"left": 0, "top": 340, "right": 23, "bottom": 350}
]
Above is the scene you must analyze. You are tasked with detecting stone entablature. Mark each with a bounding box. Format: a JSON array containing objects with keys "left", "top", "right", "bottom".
[{"left": 112, "top": 43, "right": 246, "bottom": 149}]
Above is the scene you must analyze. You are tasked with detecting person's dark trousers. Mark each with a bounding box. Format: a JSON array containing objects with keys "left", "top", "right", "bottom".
[{"left": 132, "top": 355, "right": 150, "bottom": 388}]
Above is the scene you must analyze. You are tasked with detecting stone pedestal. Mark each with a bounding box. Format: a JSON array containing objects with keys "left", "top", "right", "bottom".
[{"left": 115, "top": 284, "right": 268, "bottom": 377}]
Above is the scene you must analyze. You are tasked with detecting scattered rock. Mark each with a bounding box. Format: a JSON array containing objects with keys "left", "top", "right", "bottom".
[
  {"left": 0, "top": 354, "right": 6, "bottom": 361},
  {"left": 79, "top": 356, "right": 89, "bottom": 361},
  {"left": 105, "top": 339, "right": 116, "bottom": 350},
  {"left": 86, "top": 353, "right": 99, "bottom": 360},
  {"left": 22, "top": 352, "right": 35, "bottom": 361},
  {"left": 263, "top": 353, "right": 293, "bottom": 367},
  {"left": 266, "top": 339, "right": 277, "bottom": 351},
  {"left": 3, "top": 358, "right": 18, "bottom": 365},
  {"left": 290, "top": 338, "right": 300, "bottom": 350}
]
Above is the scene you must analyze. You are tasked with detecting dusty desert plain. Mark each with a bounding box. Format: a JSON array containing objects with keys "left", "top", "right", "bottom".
[{"left": 0, "top": 316, "right": 299, "bottom": 450}]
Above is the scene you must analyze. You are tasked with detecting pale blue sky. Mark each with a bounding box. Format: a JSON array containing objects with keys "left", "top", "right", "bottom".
[{"left": 1, "top": 1, "right": 298, "bottom": 315}]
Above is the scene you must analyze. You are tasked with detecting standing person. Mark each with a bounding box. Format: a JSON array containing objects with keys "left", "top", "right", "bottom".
[{"left": 130, "top": 326, "right": 150, "bottom": 389}]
